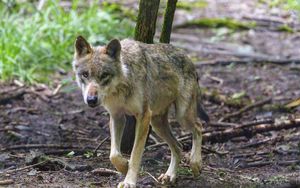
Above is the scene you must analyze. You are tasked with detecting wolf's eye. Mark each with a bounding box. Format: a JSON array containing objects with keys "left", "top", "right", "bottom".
[{"left": 82, "top": 71, "right": 89, "bottom": 78}]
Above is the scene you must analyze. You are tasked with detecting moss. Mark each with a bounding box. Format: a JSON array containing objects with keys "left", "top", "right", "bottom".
[
  {"left": 226, "top": 98, "right": 250, "bottom": 107},
  {"left": 180, "top": 18, "right": 256, "bottom": 30},
  {"left": 203, "top": 89, "right": 250, "bottom": 108},
  {"left": 176, "top": 1, "right": 208, "bottom": 10},
  {"left": 264, "top": 104, "right": 292, "bottom": 113},
  {"left": 101, "top": 2, "right": 137, "bottom": 21},
  {"left": 277, "top": 25, "right": 294, "bottom": 33},
  {"left": 177, "top": 167, "right": 193, "bottom": 176}
]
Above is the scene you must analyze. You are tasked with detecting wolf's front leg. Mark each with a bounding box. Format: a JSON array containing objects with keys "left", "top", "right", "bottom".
[
  {"left": 109, "top": 114, "right": 128, "bottom": 174},
  {"left": 118, "top": 108, "right": 151, "bottom": 188}
]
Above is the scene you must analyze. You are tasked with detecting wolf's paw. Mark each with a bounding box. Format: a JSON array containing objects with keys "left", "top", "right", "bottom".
[
  {"left": 190, "top": 159, "right": 202, "bottom": 177},
  {"left": 158, "top": 173, "right": 176, "bottom": 185},
  {"left": 117, "top": 181, "right": 136, "bottom": 188},
  {"left": 110, "top": 154, "right": 128, "bottom": 175}
]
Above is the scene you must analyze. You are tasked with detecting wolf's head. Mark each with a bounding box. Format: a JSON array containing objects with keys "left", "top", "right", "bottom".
[{"left": 72, "top": 36, "right": 123, "bottom": 108}]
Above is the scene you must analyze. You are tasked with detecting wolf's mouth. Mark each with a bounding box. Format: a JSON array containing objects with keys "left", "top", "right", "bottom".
[{"left": 88, "top": 103, "right": 99, "bottom": 108}]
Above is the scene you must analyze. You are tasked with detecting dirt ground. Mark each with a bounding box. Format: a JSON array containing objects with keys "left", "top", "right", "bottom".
[{"left": 1, "top": 0, "right": 300, "bottom": 188}]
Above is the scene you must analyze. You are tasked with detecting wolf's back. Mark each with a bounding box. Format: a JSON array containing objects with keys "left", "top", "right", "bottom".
[{"left": 120, "top": 39, "right": 197, "bottom": 80}]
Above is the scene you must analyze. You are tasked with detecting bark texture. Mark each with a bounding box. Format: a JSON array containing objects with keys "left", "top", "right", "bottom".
[
  {"left": 160, "top": 0, "right": 177, "bottom": 43},
  {"left": 134, "top": 0, "right": 160, "bottom": 44}
]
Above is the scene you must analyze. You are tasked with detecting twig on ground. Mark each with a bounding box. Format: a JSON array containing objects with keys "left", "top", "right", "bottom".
[
  {"left": 147, "top": 135, "right": 228, "bottom": 155},
  {"left": 233, "top": 151, "right": 269, "bottom": 159},
  {"left": 237, "top": 119, "right": 274, "bottom": 129},
  {"left": 0, "top": 179, "right": 14, "bottom": 185},
  {"left": 144, "top": 171, "right": 160, "bottom": 183},
  {"left": 243, "top": 160, "right": 300, "bottom": 168},
  {"left": 0, "top": 160, "right": 48, "bottom": 175},
  {"left": 149, "top": 134, "right": 160, "bottom": 144},
  {"left": 52, "top": 84, "right": 63, "bottom": 96},
  {"left": 92, "top": 168, "right": 121, "bottom": 176},
  {"left": 0, "top": 144, "right": 94, "bottom": 152},
  {"left": 0, "top": 128, "right": 14, "bottom": 132},
  {"left": 195, "top": 59, "right": 300, "bottom": 68},
  {"left": 219, "top": 97, "right": 272, "bottom": 122},
  {"left": 205, "top": 73, "right": 224, "bottom": 85},
  {"left": 232, "top": 136, "right": 281, "bottom": 150},
  {"left": 202, "top": 145, "right": 229, "bottom": 155},
  {"left": 209, "top": 121, "right": 239, "bottom": 127},
  {"left": 93, "top": 136, "right": 109, "bottom": 156},
  {"left": 44, "top": 149, "right": 99, "bottom": 156}
]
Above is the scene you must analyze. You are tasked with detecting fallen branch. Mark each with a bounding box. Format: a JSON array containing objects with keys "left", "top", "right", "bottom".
[
  {"left": 237, "top": 119, "right": 274, "bottom": 129},
  {"left": 232, "top": 136, "right": 281, "bottom": 150},
  {"left": 203, "top": 118, "right": 300, "bottom": 143},
  {"left": 147, "top": 118, "right": 300, "bottom": 148},
  {"left": 243, "top": 160, "right": 300, "bottom": 168},
  {"left": 0, "top": 160, "right": 48, "bottom": 175},
  {"left": 0, "top": 87, "right": 26, "bottom": 104},
  {"left": 219, "top": 97, "right": 272, "bottom": 122},
  {"left": 0, "top": 179, "right": 14, "bottom": 185},
  {"left": 0, "top": 144, "right": 94, "bottom": 152},
  {"left": 202, "top": 145, "right": 228, "bottom": 155},
  {"left": 209, "top": 121, "right": 239, "bottom": 127},
  {"left": 201, "top": 90, "right": 247, "bottom": 108},
  {"left": 92, "top": 168, "right": 121, "bottom": 176},
  {"left": 195, "top": 59, "right": 300, "bottom": 68},
  {"left": 0, "top": 85, "right": 53, "bottom": 104}
]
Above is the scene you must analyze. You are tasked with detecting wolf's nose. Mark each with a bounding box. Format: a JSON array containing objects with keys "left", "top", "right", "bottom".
[{"left": 87, "top": 96, "right": 98, "bottom": 106}]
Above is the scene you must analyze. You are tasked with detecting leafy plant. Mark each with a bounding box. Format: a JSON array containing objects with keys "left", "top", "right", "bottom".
[
  {"left": 0, "top": 0, "right": 134, "bottom": 83},
  {"left": 84, "top": 151, "right": 94, "bottom": 158}
]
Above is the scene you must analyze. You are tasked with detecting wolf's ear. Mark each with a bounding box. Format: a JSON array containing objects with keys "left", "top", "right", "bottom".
[
  {"left": 106, "top": 39, "right": 121, "bottom": 59},
  {"left": 75, "top": 36, "right": 92, "bottom": 57}
]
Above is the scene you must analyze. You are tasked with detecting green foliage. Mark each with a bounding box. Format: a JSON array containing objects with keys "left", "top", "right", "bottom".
[
  {"left": 66, "top": 151, "right": 75, "bottom": 157},
  {"left": 277, "top": 25, "right": 294, "bottom": 33},
  {"left": 180, "top": 18, "right": 256, "bottom": 30},
  {"left": 84, "top": 151, "right": 94, "bottom": 158},
  {"left": 177, "top": 0, "right": 208, "bottom": 10},
  {"left": 259, "top": 0, "right": 300, "bottom": 12},
  {"left": 0, "top": 1, "right": 134, "bottom": 83},
  {"left": 285, "top": 0, "right": 300, "bottom": 11},
  {"left": 177, "top": 167, "right": 193, "bottom": 176},
  {"left": 101, "top": 2, "right": 137, "bottom": 21}
]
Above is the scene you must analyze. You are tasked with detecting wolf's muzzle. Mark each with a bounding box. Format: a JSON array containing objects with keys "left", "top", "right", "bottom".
[{"left": 87, "top": 95, "right": 98, "bottom": 107}]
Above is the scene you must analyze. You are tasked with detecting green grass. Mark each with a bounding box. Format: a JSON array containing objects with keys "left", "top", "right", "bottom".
[{"left": 0, "top": 1, "right": 134, "bottom": 83}]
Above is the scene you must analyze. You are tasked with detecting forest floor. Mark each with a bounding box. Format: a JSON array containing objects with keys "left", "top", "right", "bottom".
[{"left": 1, "top": 0, "right": 300, "bottom": 187}]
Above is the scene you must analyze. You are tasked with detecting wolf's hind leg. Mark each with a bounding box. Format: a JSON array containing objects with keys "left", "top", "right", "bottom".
[
  {"left": 109, "top": 114, "right": 128, "bottom": 175},
  {"left": 190, "top": 122, "right": 202, "bottom": 176},
  {"left": 151, "top": 112, "right": 181, "bottom": 184},
  {"left": 176, "top": 94, "right": 203, "bottom": 176}
]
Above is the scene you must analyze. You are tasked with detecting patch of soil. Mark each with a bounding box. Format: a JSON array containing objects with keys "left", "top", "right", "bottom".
[
  {"left": 1, "top": 0, "right": 300, "bottom": 187},
  {"left": 0, "top": 61, "right": 299, "bottom": 188}
]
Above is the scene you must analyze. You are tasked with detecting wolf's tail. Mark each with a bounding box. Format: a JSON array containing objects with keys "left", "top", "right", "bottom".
[{"left": 197, "top": 92, "right": 209, "bottom": 122}]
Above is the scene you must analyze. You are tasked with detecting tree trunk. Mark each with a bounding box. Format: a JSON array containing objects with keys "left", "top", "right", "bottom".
[
  {"left": 160, "top": 0, "right": 177, "bottom": 43},
  {"left": 121, "top": 0, "right": 160, "bottom": 154},
  {"left": 134, "top": 0, "right": 160, "bottom": 43}
]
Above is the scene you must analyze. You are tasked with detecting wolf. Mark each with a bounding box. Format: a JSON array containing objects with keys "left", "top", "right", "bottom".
[{"left": 72, "top": 36, "right": 209, "bottom": 188}]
